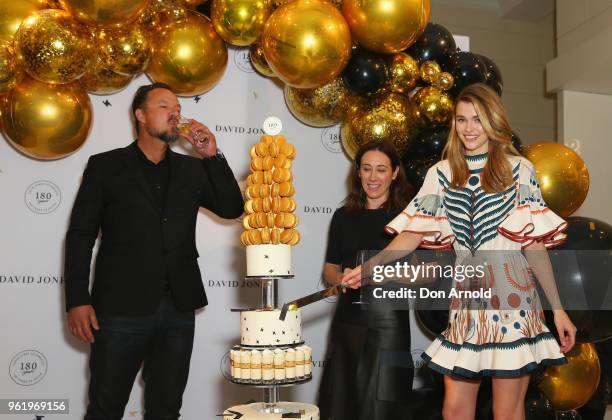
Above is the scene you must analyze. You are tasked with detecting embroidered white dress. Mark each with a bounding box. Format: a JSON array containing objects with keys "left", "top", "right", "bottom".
[{"left": 386, "top": 153, "right": 568, "bottom": 378}]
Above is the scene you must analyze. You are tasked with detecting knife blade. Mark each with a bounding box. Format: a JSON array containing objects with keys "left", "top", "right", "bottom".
[{"left": 279, "top": 285, "right": 342, "bottom": 320}]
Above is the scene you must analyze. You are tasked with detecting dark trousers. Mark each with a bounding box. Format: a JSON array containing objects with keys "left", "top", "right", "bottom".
[{"left": 85, "top": 292, "right": 195, "bottom": 420}]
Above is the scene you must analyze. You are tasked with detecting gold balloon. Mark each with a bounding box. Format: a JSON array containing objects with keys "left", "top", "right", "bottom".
[
  {"left": 249, "top": 42, "right": 275, "bottom": 77},
  {"left": 274, "top": 0, "right": 342, "bottom": 8},
  {"left": 420, "top": 60, "right": 441, "bottom": 84},
  {"left": 411, "top": 86, "right": 453, "bottom": 127},
  {"left": 387, "top": 53, "right": 419, "bottom": 94},
  {"left": 1, "top": 76, "right": 92, "bottom": 160},
  {"left": 96, "top": 25, "right": 151, "bottom": 76},
  {"left": 432, "top": 71, "right": 454, "bottom": 91},
  {"left": 147, "top": 10, "right": 227, "bottom": 96},
  {"left": 212, "top": 0, "right": 272, "bottom": 46},
  {"left": 262, "top": 0, "right": 352, "bottom": 88},
  {"left": 523, "top": 142, "right": 590, "bottom": 217},
  {"left": 15, "top": 9, "right": 92, "bottom": 84},
  {"left": 538, "top": 343, "right": 600, "bottom": 411},
  {"left": 0, "top": 0, "right": 47, "bottom": 43},
  {"left": 81, "top": 57, "right": 133, "bottom": 95},
  {"left": 58, "top": 0, "right": 149, "bottom": 27},
  {"left": 0, "top": 41, "right": 21, "bottom": 94},
  {"left": 340, "top": 92, "right": 414, "bottom": 158},
  {"left": 183, "top": 0, "right": 209, "bottom": 8},
  {"left": 342, "top": 0, "right": 429, "bottom": 54},
  {"left": 284, "top": 77, "right": 351, "bottom": 127}
]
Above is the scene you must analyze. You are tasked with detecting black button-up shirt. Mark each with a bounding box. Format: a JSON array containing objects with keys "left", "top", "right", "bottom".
[{"left": 132, "top": 142, "right": 171, "bottom": 291}]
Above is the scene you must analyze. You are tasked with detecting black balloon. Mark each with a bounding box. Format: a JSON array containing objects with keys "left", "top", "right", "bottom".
[
  {"left": 543, "top": 217, "right": 612, "bottom": 343},
  {"left": 445, "top": 51, "right": 488, "bottom": 97},
  {"left": 341, "top": 49, "right": 389, "bottom": 95},
  {"left": 558, "top": 217, "right": 612, "bottom": 250},
  {"left": 511, "top": 131, "right": 523, "bottom": 153},
  {"left": 402, "top": 155, "right": 437, "bottom": 190},
  {"left": 406, "top": 22, "right": 457, "bottom": 65},
  {"left": 195, "top": 1, "right": 211, "bottom": 17},
  {"left": 476, "top": 54, "right": 503, "bottom": 96},
  {"left": 525, "top": 392, "right": 556, "bottom": 420},
  {"left": 415, "top": 309, "right": 449, "bottom": 338},
  {"left": 408, "top": 127, "right": 449, "bottom": 161}
]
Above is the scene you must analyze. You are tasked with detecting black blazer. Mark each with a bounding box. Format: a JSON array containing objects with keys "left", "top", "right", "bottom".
[{"left": 64, "top": 143, "right": 244, "bottom": 316}]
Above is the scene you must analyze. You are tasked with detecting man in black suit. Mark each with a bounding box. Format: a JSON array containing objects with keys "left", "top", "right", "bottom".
[{"left": 64, "top": 83, "right": 244, "bottom": 420}]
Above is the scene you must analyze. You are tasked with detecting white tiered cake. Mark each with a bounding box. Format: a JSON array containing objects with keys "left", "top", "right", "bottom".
[
  {"left": 223, "top": 402, "right": 319, "bottom": 420},
  {"left": 225, "top": 132, "right": 318, "bottom": 419}
]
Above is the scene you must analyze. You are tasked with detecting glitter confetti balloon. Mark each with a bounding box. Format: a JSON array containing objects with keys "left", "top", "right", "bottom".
[{"left": 15, "top": 9, "right": 92, "bottom": 84}]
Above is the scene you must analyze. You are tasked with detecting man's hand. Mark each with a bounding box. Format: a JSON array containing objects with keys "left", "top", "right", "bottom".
[
  {"left": 180, "top": 120, "right": 217, "bottom": 158},
  {"left": 67, "top": 305, "right": 99, "bottom": 343}
]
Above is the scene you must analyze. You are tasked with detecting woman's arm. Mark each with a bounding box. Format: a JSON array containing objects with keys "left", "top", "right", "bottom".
[
  {"left": 341, "top": 231, "right": 424, "bottom": 288},
  {"left": 524, "top": 240, "right": 576, "bottom": 352}
]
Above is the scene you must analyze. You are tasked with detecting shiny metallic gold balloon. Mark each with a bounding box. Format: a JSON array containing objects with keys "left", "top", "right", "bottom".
[
  {"left": 0, "top": 0, "right": 47, "bottom": 43},
  {"left": 15, "top": 9, "right": 92, "bottom": 84},
  {"left": 262, "top": 0, "right": 352, "bottom": 88},
  {"left": 387, "top": 53, "right": 419, "bottom": 94},
  {"left": 147, "top": 10, "right": 227, "bottom": 96},
  {"left": 342, "top": 0, "right": 429, "bottom": 54},
  {"left": 249, "top": 42, "right": 275, "bottom": 77},
  {"left": 523, "top": 142, "right": 590, "bottom": 217},
  {"left": 538, "top": 343, "right": 600, "bottom": 411},
  {"left": 432, "top": 71, "right": 454, "bottom": 91},
  {"left": 137, "top": 4, "right": 162, "bottom": 32},
  {"left": 284, "top": 77, "right": 351, "bottom": 127},
  {"left": 0, "top": 41, "right": 21, "bottom": 94},
  {"left": 411, "top": 86, "right": 453, "bottom": 128},
  {"left": 212, "top": 0, "right": 272, "bottom": 46},
  {"left": 274, "top": 0, "right": 342, "bottom": 8},
  {"left": 420, "top": 60, "right": 440, "bottom": 84},
  {"left": 96, "top": 25, "right": 151, "bottom": 76},
  {"left": 81, "top": 57, "right": 133, "bottom": 95},
  {"left": 340, "top": 92, "right": 414, "bottom": 158},
  {"left": 58, "top": 0, "right": 149, "bottom": 27},
  {"left": 1, "top": 76, "right": 92, "bottom": 159},
  {"left": 44, "top": 0, "right": 63, "bottom": 8},
  {"left": 183, "top": 0, "right": 209, "bottom": 8}
]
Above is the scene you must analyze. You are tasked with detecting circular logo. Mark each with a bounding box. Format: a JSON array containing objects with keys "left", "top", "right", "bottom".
[
  {"left": 24, "top": 180, "right": 61, "bottom": 214},
  {"left": 321, "top": 126, "right": 343, "bottom": 153},
  {"left": 9, "top": 350, "right": 48, "bottom": 386},
  {"left": 219, "top": 350, "right": 232, "bottom": 381},
  {"left": 263, "top": 116, "right": 282, "bottom": 135},
  {"left": 233, "top": 48, "right": 254, "bottom": 73}
]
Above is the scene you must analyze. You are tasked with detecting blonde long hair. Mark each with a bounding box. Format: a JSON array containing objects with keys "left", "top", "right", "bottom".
[{"left": 442, "top": 83, "right": 520, "bottom": 193}]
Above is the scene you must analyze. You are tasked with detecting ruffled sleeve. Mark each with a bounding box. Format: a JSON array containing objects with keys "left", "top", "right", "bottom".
[
  {"left": 498, "top": 158, "right": 567, "bottom": 248},
  {"left": 385, "top": 163, "right": 454, "bottom": 249}
]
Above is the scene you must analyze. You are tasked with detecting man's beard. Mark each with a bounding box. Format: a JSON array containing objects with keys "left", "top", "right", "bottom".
[
  {"left": 159, "top": 131, "right": 180, "bottom": 143},
  {"left": 147, "top": 126, "right": 179, "bottom": 143}
]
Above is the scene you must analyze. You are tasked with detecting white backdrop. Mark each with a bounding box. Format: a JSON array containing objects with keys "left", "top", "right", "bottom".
[{"left": 0, "top": 38, "right": 468, "bottom": 418}]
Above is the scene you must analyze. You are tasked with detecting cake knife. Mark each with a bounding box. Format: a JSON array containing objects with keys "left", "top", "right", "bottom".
[{"left": 279, "top": 285, "right": 342, "bottom": 320}]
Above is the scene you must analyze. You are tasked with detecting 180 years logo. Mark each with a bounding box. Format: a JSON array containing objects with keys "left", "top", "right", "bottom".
[
  {"left": 24, "top": 181, "right": 61, "bottom": 214},
  {"left": 9, "top": 350, "right": 48, "bottom": 386}
]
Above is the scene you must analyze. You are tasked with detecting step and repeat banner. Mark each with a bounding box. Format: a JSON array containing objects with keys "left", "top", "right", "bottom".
[{"left": 0, "top": 44, "right": 447, "bottom": 419}]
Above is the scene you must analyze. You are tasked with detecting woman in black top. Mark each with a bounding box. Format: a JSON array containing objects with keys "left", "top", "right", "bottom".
[{"left": 317, "top": 141, "right": 416, "bottom": 420}]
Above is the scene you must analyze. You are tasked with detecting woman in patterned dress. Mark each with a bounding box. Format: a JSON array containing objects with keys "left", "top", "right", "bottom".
[{"left": 342, "top": 83, "right": 577, "bottom": 419}]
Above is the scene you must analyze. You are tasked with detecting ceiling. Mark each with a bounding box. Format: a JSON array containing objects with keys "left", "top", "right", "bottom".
[{"left": 431, "top": 0, "right": 554, "bottom": 20}]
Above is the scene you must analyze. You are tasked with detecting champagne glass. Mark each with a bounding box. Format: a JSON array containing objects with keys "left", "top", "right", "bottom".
[{"left": 176, "top": 115, "right": 208, "bottom": 145}]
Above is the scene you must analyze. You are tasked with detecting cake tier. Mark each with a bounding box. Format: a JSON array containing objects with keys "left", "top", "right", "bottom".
[
  {"left": 223, "top": 402, "right": 319, "bottom": 420},
  {"left": 241, "top": 309, "right": 301, "bottom": 346},
  {"left": 246, "top": 244, "right": 292, "bottom": 277},
  {"left": 229, "top": 345, "right": 312, "bottom": 384}
]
